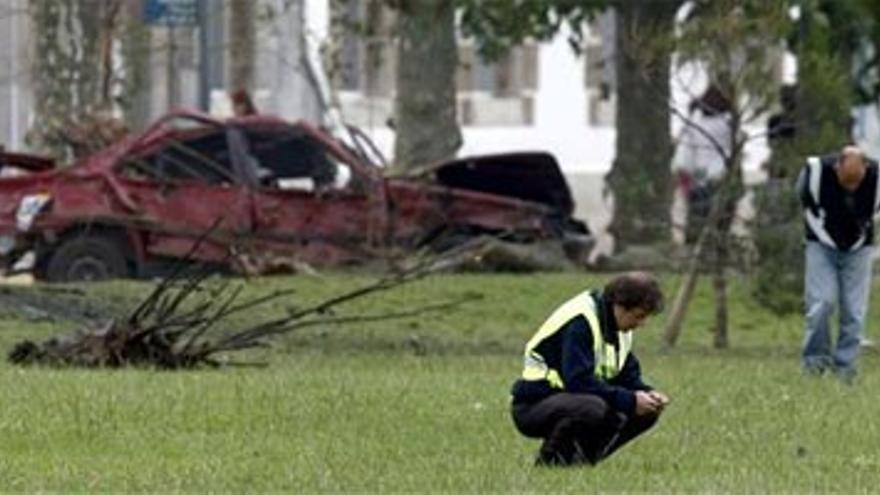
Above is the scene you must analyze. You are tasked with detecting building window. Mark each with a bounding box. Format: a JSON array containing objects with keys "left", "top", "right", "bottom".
[
  {"left": 457, "top": 43, "right": 538, "bottom": 126},
  {"left": 331, "top": 3, "right": 539, "bottom": 128},
  {"left": 336, "top": 0, "right": 396, "bottom": 97},
  {"left": 331, "top": 1, "right": 396, "bottom": 129}
]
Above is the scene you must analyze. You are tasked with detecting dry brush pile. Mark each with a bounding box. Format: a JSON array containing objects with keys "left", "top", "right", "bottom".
[{"left": 7, "top": 256, "right": 470, "bottom": 369}]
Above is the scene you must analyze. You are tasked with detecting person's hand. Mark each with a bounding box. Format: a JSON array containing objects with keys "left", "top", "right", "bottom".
[
  {"left": 647, "top": 390, "right": 670, "bottom": 412},
  {"left": 634, "top": 391, "right": 662, "bottom": 416}
]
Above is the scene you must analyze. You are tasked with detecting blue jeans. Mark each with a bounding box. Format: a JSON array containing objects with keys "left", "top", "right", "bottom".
[{"left": 803, "top": 241, "right": 874, "bottom": 376}]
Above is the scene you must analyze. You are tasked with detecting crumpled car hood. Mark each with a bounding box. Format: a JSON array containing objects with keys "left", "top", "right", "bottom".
[{"left": 419, "top": 152, "right": 575, "bottom": 215}]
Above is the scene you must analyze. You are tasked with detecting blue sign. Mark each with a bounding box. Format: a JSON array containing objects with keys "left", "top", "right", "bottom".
[{"left": 144, "top": 0, "right": 198, "bottom": 27}]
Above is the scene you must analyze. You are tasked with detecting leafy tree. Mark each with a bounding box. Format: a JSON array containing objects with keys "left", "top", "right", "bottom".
[
  {"left": 337, "top": 0, "right": 683, "bottom": 229},
  {"left": 457, "top": 0, "right": 607, "bottom": 60},
  {"left": 605, "top": 0, "right": 680, "bottom": 249},
  {"left": 655, "top": 0, "right": 790, "bottom": 348},
  {"left": 458, "top": 0, "right": 681, "bottom": 250},
  {"left": 752, "top": 0, "right": 859, "bottom": 315},
  {"left": 329, "top": 0, "right": 461, "bottom": 170},
  {"left": 120, "top": 0, "right": 152, "bottom": 131},
  {"left": 28, "top": 0, "right": 131, "bottom": 160},
  {"left": 826, "top": 0, "right": 877, "bottom": 104}
]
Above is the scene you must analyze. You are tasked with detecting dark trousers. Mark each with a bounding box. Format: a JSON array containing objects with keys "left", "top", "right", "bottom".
[
  {"left": 685, "top": 183, "right": 714, "bottom": 244},
  {"left": 511, "top": 393, "right": 659, "bottom": 466}
]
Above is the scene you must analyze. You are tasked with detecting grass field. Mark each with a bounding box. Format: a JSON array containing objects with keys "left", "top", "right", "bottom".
[{"left": 0, "top": 272, "right": 878, "bottom": 492}]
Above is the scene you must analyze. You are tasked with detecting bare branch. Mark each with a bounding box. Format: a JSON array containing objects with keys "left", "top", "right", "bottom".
[{"left": 7, "top": 233, "right": 479, "bottom": 369}]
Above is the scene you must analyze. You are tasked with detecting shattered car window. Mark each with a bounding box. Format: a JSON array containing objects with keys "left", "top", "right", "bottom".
[
  {"left": 245, "top": 130, "right": 359, "bottom": 192},
  {"left": 118, "top": 130, "right": 237, "bottom": 185}
]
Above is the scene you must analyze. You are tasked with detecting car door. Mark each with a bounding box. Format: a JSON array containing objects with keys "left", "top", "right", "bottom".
[
  {"left": 242, "top": 127, "right": 381, "bottom": 266},
  {"left": 114, "top": 127, "right": 254, "bottom": 262}
]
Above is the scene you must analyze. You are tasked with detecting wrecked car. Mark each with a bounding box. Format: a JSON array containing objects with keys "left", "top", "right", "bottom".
[{"left": 0, "top": 110, "right": 592, "bottom": 281}]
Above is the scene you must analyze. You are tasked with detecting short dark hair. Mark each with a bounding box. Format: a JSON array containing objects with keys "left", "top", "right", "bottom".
[{"left": 604, "top": 272, "right": 664, "bottom": 314}]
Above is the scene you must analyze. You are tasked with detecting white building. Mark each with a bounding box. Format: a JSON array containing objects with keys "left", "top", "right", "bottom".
[
  {"left": 324, "top": 2, "right": 617, "bottom": 176},
  {"left": 0, "top": 0, "right": 30, "bottom": 152}
]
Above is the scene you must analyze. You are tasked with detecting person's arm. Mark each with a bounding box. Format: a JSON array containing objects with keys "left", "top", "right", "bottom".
[
  {"left": 795, "top": 165, "right": 816, "bottom": 212},
  {"left": 615, "top": 353, "right": 671, "bottom": 414},
  {"left": 874, "top": 166, "right": 880, "bottom": 216},
  {"left": 767, "top": 114, "right": 781, "bottom": 142},
  {"left": 611, "top": 353, "right": 651, "bottom": 391},
  {"left": 559, "top": 317, "right": 637, "bottom": 414}
]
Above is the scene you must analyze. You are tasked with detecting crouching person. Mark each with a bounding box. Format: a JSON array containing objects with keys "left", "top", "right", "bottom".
[{"left": 511, "top": 272, "right": 669, "bottom": 466}]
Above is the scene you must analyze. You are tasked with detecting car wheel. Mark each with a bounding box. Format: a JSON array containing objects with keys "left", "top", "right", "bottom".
[{"left": 42, "top": 234, "right": 130, "bottom": 282}]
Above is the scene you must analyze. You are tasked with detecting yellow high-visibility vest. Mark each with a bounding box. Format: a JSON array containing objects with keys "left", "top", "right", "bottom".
[{"left": 521, "top": 290, "right": 633, "bottom": 388}]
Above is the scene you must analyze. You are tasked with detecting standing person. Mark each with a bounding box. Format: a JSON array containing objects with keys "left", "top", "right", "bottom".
[
  {"left": 671, "top": 85, "right": 733, "bottom": 243},
  {"left": 510, "top": 272, "right": 669, "bottom": 466},
  {"left": 797, "top": 145, "right": 879, "bottom": 382},
  {"left": 766, "top": 86, "right": 797, "bottom": 151}
]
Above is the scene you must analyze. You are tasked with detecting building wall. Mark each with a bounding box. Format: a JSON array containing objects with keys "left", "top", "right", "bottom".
[
  {"left": 0, "top": 0, "right": 32, "bottom": 151},
  {"left": 340, "top": 27, "right": 774, "bottom": 177},
  {"left": 332, "top": 20, "right": 618, "bottom": 175},
  {"left": 254, "top": 0, "right": 323, "bottom": 124}
]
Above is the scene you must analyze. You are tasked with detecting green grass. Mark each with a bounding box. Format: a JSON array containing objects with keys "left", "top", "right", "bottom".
[{"left": 0, "top": 272, "right": 878, "bottom": 492}]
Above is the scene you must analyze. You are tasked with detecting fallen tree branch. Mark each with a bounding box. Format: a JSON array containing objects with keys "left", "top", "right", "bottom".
[{"left": 7, "top": 241, "right": 478, "bottom": 369}]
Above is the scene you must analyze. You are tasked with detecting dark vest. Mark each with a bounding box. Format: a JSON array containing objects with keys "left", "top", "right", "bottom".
[{"left": 802, "top": 155, "right": 879, "bottom": 251}]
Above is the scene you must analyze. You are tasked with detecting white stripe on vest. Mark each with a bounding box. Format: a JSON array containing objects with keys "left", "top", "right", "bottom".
[
  {"left": 807, "top": 157, "right": 822, "bottom": 204},
  {"left": 804, "top": 157, "right": 837, "bottom": 248},
  {"left": 875, "top": 164, "right": 880, "bottom": 213}
]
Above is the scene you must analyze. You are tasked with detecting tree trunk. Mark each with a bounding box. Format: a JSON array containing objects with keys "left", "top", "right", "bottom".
[
  {"left": 229, "top": 0, "right": 255, "bottom": 91},
  {"left": 664, "top": 134, "right": 744, "bottom": 349},
  {"left": 662, "top": 227, "right": 706, "bottom": 348},
  {"left": 29, "top": 0, "right": 125, "bottom": 161},
  {"left": 121, "top": 0, "right": 152, "bottom": 130},
  {"left": 605, "top": 0, "right": 679, "bottom": 251},
  {"left": 393, "top": 0, "right": 462, "bottom": 170},
  {"left": 663, "top": 177, "right": 741, "bottom": 349},
  {"left": 751, "top": 3, "right": 853, "bottom": 315},
  {"left": 711, "top": 229, "right": 729, "bottom": 349},
  {"left": 31, "top": 2, "right": 74, "bottom": 156}
]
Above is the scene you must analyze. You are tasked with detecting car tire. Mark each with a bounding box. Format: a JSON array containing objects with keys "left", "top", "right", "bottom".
[{"left": 42, "top": 234, "right": 130, "bottom": 282}]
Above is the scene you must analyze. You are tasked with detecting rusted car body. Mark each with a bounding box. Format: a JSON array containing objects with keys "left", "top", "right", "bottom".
[{"left": 0, "top": 110, "right": 591, "bottom": 281}]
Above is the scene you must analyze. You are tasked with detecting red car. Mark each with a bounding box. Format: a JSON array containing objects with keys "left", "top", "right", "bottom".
[{"left": 0, "top": 110, "right": 591, "bottom": 281}]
